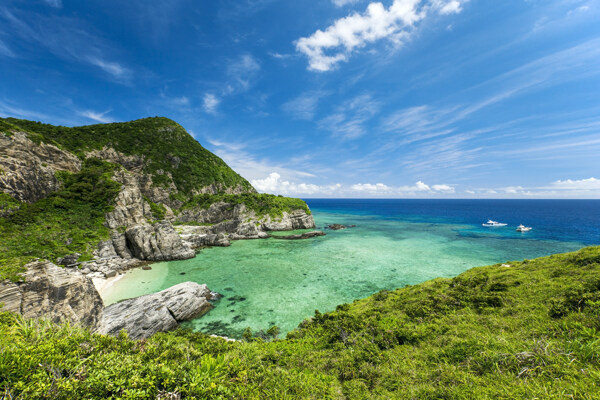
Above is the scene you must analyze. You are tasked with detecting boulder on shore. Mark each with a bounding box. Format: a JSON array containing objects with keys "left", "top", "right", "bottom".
[{"left": 97, "top": 282, "right": 215, "bottom": 339}]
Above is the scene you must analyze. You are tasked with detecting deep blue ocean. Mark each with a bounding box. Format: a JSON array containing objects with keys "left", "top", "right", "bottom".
[{"left": 306, "top": 199, "right": 600, "bottom": 245}]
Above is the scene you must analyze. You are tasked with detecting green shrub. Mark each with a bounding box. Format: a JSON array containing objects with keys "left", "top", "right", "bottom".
[{"left": 0, "top": 158, "right": 121, "bottom": 281}]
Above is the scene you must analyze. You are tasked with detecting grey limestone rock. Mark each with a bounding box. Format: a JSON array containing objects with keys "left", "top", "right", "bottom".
[
  {"left": 0, "top": 131, "right": 81, "bottom": 202},
  {"left": 104, "top": 170, "right": 152, "bottom": 230},
  {"left": 271, "top": 230, "right": 325, "bottom": 240},
  {"left": 97, "top": 282, "right": 214, "bottom": 339},
  {"left": 0, "top": 260, "right": 103, "bottom": 328},
  {"left": 95, "top": 239, "right": 119, "bottom": 259},
  {"left": 125, "top": 221, "right": 195, "bottom": 261}
]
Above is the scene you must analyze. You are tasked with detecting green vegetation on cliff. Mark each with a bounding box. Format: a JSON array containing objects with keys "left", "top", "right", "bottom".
[
  {"left": 181, "top": 193, "right": 311, "bottom": 218},
  {"left": 0, "top": 158, "right": 121, "bottom": 282},
  {"left": 2, "top": 246, "right": 599, "bottom": 399},
  {"left": 0, "top": 117, "right": 254, "bottom": 197}
]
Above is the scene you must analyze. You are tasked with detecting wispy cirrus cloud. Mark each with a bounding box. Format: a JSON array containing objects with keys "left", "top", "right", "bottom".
[
  {"left": 0, "top": 39, "right": 15, "bottom": 57},
  {"left": 0, "top": 8, "right": 132, "bottom": 83},
  {"left": 295, "top": 0, "right": 467, "bottom": 71},
  {"left": 43, "top": 0, "right": 62, "bottom": 8},
  {"left": 206, "top": 139, "right": 315, "bottom": 182},
  {"left": 78, "top": 110, "right": 113, "bottom": 124},
  {"left": 226, "top": 54, "right": 261, "bottom": 91},
  {"left": 200, "top": 53, "right": 262, "bottom": 115},
  {"left": 319, "top": 93, "right": 380, "bottom": 139},
  {"left": 281, "top": 90, "right": 330, "bottom": 120}
]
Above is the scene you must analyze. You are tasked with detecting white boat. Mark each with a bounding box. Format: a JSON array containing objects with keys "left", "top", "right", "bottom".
[
  {"left": 516, "top": 224, "right": 532, "bottom": 232},
  {"left": 482, "top": 219, "right": 507, "bottom": 227}
]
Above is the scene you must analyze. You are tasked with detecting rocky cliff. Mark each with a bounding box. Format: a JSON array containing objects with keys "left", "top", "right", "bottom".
[
  {"left": 0, "top": 260, "right": 103, "bottom": 328},
  {"left": 0, "top": 116, "right": 317, "bottom": 333},
  {"left": 0, "top": 131, "right": 81, "bottom": 202}
]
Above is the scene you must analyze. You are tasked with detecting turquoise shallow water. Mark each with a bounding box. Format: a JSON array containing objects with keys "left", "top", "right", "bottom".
[{"left": 101, "top": 204, "right": 588, "bottom": 339}]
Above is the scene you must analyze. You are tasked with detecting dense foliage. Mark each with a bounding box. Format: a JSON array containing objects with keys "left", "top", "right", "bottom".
[
  {"left": 2, "top": 246, "right": 600, "bottom": 399},
  {"left": 0, "top": 117, "right": 254, "bottom": 197},
  {"left": 182, "top": 193, "right": 311, "bottom": 218},
  {"left": 0, "top": 158, "right": 121, "bottom": 282}
]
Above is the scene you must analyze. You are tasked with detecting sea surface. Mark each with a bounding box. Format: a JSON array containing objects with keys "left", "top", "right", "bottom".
[{"left": 102, "top": 199, "right": 600, "bottom": 338}]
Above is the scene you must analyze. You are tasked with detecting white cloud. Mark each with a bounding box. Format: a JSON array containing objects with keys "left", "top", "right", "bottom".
[
  {"left": 351, "top": 183, "right": 391, "bottom": 192},
  {"left": 295, "top": 0, "right": 466, "bottom": 71},
  {"left": 252, "top": 173, "right": 337, "bottom": 196},
  {"left": 551, "top": 177, "right": 600, "bottom": 190},
  {"left": 203, "top": 94, "right": 220, "bottom": 114},
  {"left": 432, "top": 184, "right": 455, "bottom": 192},
  {"left": 251, "top": 174, "right": 454, "bottom": 197},
  {"left": 78, "top": 110, "right": 113, "bottom": 123}
]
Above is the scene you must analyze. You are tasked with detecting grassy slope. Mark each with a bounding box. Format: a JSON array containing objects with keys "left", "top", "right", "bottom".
[
  {"left": 1, "top": 246, "right": 599, "bottom": 399},
  {"left": 0, "top": 159, "right": 121, "bottom": 281},
  {"left": 0, "top": 117, "right": 254, "bottom": 197}
]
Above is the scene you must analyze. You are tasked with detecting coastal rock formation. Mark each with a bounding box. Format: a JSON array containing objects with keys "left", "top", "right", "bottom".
[
  {"left": 262, "top": 210, "right": 316, "bottom": 231},
  {"left": 97, "top": 282, "right": 214, "bottom": 339},
  {"left": 178, "top": 226, "right": 232, "bottom": 248},
  {"left": 177, "top": 202, "right": 316, "bottom": 237},
  {"left": 104, "top": 170, "right": 152, "bottom": 230},
  {"left": 0, "top": 260, "right": 103, "bottom": 328},
  {"left": 325, "top": 224, "right": 355, "bottom": 230},
  {"left": 271, "top": 231, "right": 325, "bottom": 240},
  {"left": 0, "top": 131, "right": 81, "bottom": 202},
  {"left": 125, "top": 222, "right": 195, "bottom": 261}
]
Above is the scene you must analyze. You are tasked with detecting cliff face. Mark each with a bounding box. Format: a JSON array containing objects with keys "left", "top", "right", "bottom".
[
  {"left": 0, "top": 117, "right": 317, "bottom": 330},
  {"left": 0, "top": 260, "right": 103, "bottom": 328},
  {"left": 0, "top": 131, "right": 81, "bottom": 202}
]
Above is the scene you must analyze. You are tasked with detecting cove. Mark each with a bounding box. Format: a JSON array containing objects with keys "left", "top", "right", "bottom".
[{"left": 101, "top": 199, "right": 598, "bottom": 338}]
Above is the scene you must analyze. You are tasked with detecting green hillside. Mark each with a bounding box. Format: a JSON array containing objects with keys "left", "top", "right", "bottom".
[
  {"left": 0, "top": 117, "right": 312, "bottom": 280},
  {"left": 2, "top": 246, "right": 599, "bottom": 399},
  {"left": 0, "top": 117, "right": 254, "bottom": 196}
]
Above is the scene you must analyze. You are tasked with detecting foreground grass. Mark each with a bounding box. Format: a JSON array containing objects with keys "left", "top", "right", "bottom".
[{"left": 2, "top": 246, "right": 600, "bottom": 399}]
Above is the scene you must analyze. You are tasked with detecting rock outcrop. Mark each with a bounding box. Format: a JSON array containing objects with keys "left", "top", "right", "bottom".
[
  {"left": 0, "top": 131, "right": 81, "bottom": 202},
  {"left": 0, "top": 260, "right": 103, "bottom": 328},
  {"left": 177, "top": 202, "right": 316, "bottom": 239},
  {"left": 104, "top": 170, "right": 153, "bottom": 230},
  {"left": 97, "top": 282, "right": 214, "bottom": 339},
  {"left": 125, "top": 222, "right": 195, "bottom": 261},
  {"left": 271, "top": 231, "right": 326, "bottom": 240}
]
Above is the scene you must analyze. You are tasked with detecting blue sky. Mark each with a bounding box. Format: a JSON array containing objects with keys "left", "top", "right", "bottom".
[{"left": 1, "top": 0, "right": 599, "bottom": 198}]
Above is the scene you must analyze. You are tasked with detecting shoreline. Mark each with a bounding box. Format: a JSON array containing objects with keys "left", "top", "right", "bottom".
[{"left": 92, "top": 273, "right": 126, "bottom": 299}]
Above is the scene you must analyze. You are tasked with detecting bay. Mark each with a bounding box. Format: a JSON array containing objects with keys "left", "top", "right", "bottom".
[{"left": 101, "top": 199, "right": 599, "bottom": 338}]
